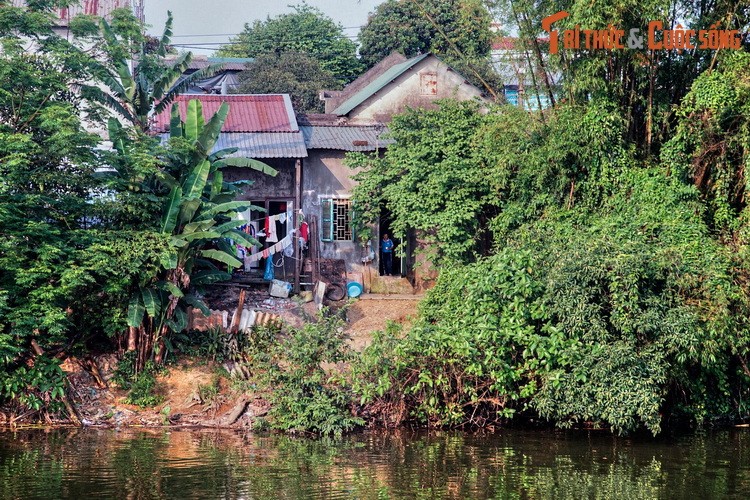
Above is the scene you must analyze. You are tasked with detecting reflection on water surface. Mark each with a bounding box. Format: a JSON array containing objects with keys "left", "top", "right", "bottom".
[{"left": 1, "top": 428, "right": 749, "bottom": 499}]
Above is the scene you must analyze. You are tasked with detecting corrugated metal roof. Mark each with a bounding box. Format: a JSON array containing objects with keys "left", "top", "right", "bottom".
[
  {"left": 159, "top": 132, "right": 307, "bottom": 159},
  {"left": 331, "top": 53, "right": 430, "bottom": 116},
  {"left": 300, "top": 126, "right": 393, "bottom": 152},
  {"left": 215, "top": 132, "right": 307, "bottom": 158},
  {"left": 151, "top": 94, "right": 299, "bottom": 134},
  {"left": 11, "top": 0, "right": 130, "bottom": 24}
]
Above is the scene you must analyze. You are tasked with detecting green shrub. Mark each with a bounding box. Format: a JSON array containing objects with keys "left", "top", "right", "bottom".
[
  {"left": 353, "top": 168, "right": 750, "bottom": 435},
  {"left": 253, "top": 310, "right": 363, "bottom": 437},
  {"left": 114, "top": 355, "right": 164, "bottom": 407}
]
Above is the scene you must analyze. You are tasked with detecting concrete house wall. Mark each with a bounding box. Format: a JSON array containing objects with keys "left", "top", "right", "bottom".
[
  {"left": 345, "top": 56, "right": 486, "bottom": 124},
  {"left": 301, "top": 150, "right": 366, "bottom": 273}
]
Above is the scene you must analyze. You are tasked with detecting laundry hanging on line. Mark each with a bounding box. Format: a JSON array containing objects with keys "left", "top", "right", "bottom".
[{"left": 243, "top": 232, "right": 295, "bottom": 263}]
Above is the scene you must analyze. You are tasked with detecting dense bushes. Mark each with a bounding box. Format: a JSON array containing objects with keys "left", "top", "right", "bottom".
[
  {"left": 354, "top": 167, "right": 750, "bottom": 434},
  {"left": 350, "top": 49, "right": 750, "bottom": 433},
  {"left": 245, "top": 311, "right": 362, "bottom": 437}
]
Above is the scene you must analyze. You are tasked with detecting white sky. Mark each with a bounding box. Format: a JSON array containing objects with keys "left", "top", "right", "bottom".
[{"left": 143, "top": 0, "right": 384, "bottom": 54}]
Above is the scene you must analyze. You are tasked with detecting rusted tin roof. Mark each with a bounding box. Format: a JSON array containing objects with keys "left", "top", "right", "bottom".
[
  {"left": 151, "top": 94, "right": 299, "bottom": 134},
  {"left": 159, "top": 131, "right": 307, "bottom": 159}
]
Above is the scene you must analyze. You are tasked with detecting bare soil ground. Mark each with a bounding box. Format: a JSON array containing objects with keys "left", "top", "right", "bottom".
[
  {"left": 3, "top": 293, "right": 421, "bottom": 429},
  {"left": 344, "top": 296, "right": 420, "bottom": 351}
]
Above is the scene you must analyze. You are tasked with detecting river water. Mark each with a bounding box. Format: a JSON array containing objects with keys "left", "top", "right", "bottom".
[{"left": 1, "top": 427, "right": 749, "bottom": 499}]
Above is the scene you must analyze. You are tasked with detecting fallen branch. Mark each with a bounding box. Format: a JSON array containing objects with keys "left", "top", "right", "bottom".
[{"left": 221, "top": 396, "right": 249, "bottom": 426}]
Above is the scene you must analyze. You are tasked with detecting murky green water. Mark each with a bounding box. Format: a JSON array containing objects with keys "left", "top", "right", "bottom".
[{"left": 1, "top": 428, "right": 749, "bottom": 499}]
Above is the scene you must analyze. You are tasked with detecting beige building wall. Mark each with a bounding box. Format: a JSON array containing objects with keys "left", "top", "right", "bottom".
[{"left": 346, "top": 56, "right": 486, "bottom": 124}]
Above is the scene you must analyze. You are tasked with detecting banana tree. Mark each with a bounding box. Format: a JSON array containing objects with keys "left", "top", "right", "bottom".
[{"left": 124, "top": 99, "right": 277, "bottom": 369}]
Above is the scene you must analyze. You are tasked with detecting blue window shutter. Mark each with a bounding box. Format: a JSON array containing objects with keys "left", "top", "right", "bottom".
[{"left": 321, "top": 198, "right": 333, "bottom": 241}]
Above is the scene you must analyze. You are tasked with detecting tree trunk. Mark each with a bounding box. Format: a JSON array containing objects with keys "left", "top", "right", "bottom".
[{"left": 127, "top": 326, "right": 137, "bottom": 351}]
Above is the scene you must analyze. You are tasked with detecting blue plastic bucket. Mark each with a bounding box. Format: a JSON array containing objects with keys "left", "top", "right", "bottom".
[{"left": 347, "top": 281, "right": 363, "bottom": 298}]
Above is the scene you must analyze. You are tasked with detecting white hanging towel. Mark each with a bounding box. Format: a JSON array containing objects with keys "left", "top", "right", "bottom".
[{"left": 266, "top": 214, "right": 279, "bottom": 243}]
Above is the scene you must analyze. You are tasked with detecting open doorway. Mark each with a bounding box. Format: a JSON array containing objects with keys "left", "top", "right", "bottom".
[
  {"left": 378, "top": 208, "right": 404, "bottom": 277},
  {"left": 237, "top": 199, "right": 295, "bottom": 280}
]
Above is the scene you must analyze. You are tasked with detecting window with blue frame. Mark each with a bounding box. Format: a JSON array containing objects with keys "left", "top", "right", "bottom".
[{"left": 320, "top": 198, "right": 353, "bottom": 242}]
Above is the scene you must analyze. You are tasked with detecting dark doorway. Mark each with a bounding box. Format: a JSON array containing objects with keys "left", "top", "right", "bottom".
[{"left": 378, "top": 208, "right": 403, "bottom": 277}]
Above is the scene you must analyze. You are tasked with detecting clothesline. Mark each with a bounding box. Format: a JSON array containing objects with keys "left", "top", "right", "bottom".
[
  {"left": 240, "top": 230, "right": 298, "bottom": 263},
  {"left": 235, "top": 208, "right": 306, "bottom": 226}
]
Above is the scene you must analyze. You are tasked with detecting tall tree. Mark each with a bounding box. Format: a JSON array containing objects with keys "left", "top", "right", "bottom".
[
  {"left": 218, "top": 3, "right": 362, "bottom": 84},
  {"left": 358, "top": 0, "right": 494, "bottom": 68},
  {"left": 82, "top": 10, "right": 217, "bottom": 132},
  {"left": 233, "top": 52, "right": 340, "bottom": 113},
  {"left": 357, "top": 0, "right": 500, "bottom": 97},
  {"left": 493, "top": 0, "right": 750, "bottom": 150},
  {"left": 0, "top": 3, "right": 170, "bottom": 420}
]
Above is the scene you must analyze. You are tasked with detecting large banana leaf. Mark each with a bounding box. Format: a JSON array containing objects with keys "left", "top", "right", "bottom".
[
  {"left": 184, "top": 294, "right": 210, "bottom": 316},
  {"left": 170, "top": 103, "right": 183, "bottom": 139},
  {"left": 160, "top": 185, "right": 182, "bottom": 233},
  {"left": 214, "top": 218, "right": 257, "bottom": 233},
  {"left": 192, "top": 102, "right": 229, "bottom": 164},
  {"left": 182, "top": 230, "right": 222, "bottom": 243},
  {"left": 167, "top": 306, "right": 188, "bottom": 333},
  {"left": 209, "top": 148, "right": 239, "bottom": 161},
  {"left": 157, "top": 11, "right": 174, "bottom": 57},
  {"left": 141, "top": 288, "right": 162, "bottom": 319},
  {"left": 197, "top": 201, "right": 255, "bottom": 220},
  {"left": 200, "top": 249, "right": 242, "bottom": 269},
  {"left": 160, "top": 248, "right": 179, "bottom": 269},
  {"left": 210, "top": 170, "right": 223, "bottom": 200},
  {"left": 214, "top": 157, "right": 278, "bottom": 176},
  {"left": 177, "top": 198, "right": 202, "bottom": 228},
  {"left": 224, "top": 230, "right": 261, "bottom": 248},
  {"left": 156, "top": 281, "right": 184, "bottom": 298},
  {"left": 181, "top": 160, "right": 211, "bottom": 201},
  {"left": 127, "top": 293, "right": 145, "bottom": 328},
  {"left": 182, "top": 219, "right": 216, "bottom": 235},
  {"left": 184, "top": 97, "right": 203, "bottom": 142},
  {"left": 191, "top": 269, "right": 232, "bottom": 286}
]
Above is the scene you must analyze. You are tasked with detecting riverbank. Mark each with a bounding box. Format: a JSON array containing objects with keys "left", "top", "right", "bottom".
[{"left": 0, "top": 297, "right": 420, "bottom": 430}]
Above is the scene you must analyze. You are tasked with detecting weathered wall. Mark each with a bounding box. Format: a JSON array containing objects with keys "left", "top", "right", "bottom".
[
  {"left": 302, "top": 150, "right": 376, "bottom": 275},
  {"left": 347, "top": 57, "right": 487, "bottom": 124},
  {"left": 223, "top": 158, "right": 297, "bottom": 200}
]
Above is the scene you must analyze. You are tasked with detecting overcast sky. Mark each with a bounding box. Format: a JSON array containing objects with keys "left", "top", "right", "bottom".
[{"left": 144, "top": 0, "right": 384, "bottom": 54}]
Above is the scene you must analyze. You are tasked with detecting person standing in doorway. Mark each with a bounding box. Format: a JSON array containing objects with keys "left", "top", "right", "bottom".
[{"left": 381, "top": 233, "right": 394, "bottom": 276}]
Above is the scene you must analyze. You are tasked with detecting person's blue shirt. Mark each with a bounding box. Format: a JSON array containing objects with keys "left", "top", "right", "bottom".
[{"left": 381, "top": 238, "right": 394, "bottom": 253}]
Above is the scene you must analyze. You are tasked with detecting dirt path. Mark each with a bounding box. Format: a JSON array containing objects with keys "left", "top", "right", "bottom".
[{"left": 345, "top": 295, "right": 421, "bottom": 351}]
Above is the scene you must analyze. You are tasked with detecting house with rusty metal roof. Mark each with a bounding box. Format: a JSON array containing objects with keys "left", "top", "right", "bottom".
[{"left": 153, "top": 93, "right": 307, "bottom": 284}]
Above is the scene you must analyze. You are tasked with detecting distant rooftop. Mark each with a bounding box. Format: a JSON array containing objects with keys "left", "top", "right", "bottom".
[
  {"left": 330, "top": 53, "right": 431, "bottom": 116},
  {"left": 166, "top": 56, "right": 254, "bottom": 72},
  {"left": 10, "top": 0, "right": 131, "bottom": 26}
]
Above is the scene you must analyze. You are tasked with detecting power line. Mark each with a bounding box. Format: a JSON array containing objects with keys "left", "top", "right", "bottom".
[{"left": 169, "top": 25, "right": 365, "bottom": 38}]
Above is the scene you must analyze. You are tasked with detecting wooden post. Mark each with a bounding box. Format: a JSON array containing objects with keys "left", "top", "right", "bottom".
[{"left": 294, "top": 158, "right": 302, "bottom": 293}]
